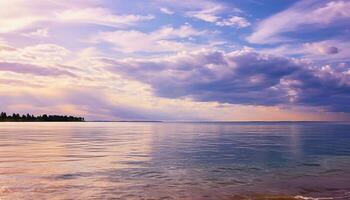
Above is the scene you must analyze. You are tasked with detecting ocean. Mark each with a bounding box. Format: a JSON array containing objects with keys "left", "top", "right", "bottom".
[{"left": 0, "top": 122, "right": 350, "bottom": 199}]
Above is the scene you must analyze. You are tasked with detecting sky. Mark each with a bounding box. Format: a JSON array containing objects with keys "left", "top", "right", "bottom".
[{"left": 0, "top": 0, "right": 350, "bottom": 121}]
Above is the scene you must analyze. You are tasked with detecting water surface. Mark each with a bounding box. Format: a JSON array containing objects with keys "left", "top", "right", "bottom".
[{"left": 1, "top": 122, "right": 350, "bottom": 199}]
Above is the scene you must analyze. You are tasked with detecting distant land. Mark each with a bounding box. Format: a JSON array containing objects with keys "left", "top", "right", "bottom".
[{"left": 0, "top": 112, "right": 84, "bottom": 122}]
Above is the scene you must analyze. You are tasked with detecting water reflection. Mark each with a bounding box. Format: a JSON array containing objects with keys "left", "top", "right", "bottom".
[{"left": 0, "top": 122, "right": 350, "bottom": 199}]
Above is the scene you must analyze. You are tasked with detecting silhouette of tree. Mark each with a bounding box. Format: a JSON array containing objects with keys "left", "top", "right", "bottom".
[{"left": 0, "top": 112, "right": 84, "bottom": 122}]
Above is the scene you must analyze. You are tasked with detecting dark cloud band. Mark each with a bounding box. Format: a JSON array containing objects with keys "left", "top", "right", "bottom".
[{"left": 101, "top": 50, "right": 350, "bottom": 112}]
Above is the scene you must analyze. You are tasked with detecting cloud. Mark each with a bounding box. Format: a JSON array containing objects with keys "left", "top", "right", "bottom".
[
  {"left": 0, "top": 0, "right": 154, "bottom": 33},
  {"left": 0, "top": 45, "right": 17, "bottom": 52},
  {"left": 0, "top": 86, "right": 209, "bottom": 121},
  {"left": 0, "top": 62, "right": 76, "bottom": 77},
  {"left": 187, "top": 8, "right": 249, "bottom": 29},
  {"left": 260, "top": 39, "right": 350, "bottom": 63},
  {"left": 0, "top": 43, "right": 71, "bottom": 65},
  {"left": 186, "top": 6, "right": 223, "bottom": 23},
  {"left": 23, "top": 44, "right": 70, "bottom": 62},
  {"left": 91, "top": 24, "right": 206, "bottom": 53},
  {"left": 158, "top": 0, "right": 246, "bottom": 28},
  {"left": 184, "top": 3, "right": 248, "bottom": 29},
  {"left": 160, "top": 7, "right": 174, "bottom": 15},
  {"left": 0, "top": 0, "right": 348, "bottom": 121},
  {"left": 56, "top": 8, "right": 154, "bottom": 27},
  {"left": 0, "top": 88, "right": 136, "bottom": 120},
  {"left": 248, "top": 0, "right": 350, "bottom": 44},
  {"left": 216, "top": 16, "right": 250, "bottom": 28},
  {"left": 100, "top": 49, "right": 350, "bottom": 112},
  {"left": 304, "top": 42, "right": 340, "bottom": 55},
  {"left": 23, "top": 28, "right": 49, "bottom": 37}
]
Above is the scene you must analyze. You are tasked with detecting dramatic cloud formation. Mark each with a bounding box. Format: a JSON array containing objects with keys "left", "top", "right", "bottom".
[
  {"left": 0, "top": 0, "right": 349, "bottom": 121},
  {"left": 102, "top": 50, "right": 350, "bottom": 112}
]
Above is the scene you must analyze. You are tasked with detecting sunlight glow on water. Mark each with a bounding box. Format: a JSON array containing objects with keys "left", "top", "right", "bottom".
[{"left": 0, "top": 122, "right": 350, "bottom": 199}]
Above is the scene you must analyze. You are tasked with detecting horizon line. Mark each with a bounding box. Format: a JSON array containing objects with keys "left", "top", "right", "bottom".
[{"left": 86, "top": 120, "right": 350, "bottom": 123}]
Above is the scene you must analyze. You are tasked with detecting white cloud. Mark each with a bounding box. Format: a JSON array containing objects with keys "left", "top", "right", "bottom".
[
  {"left": 160, "top": 7, "right": 174, "bottom": 15},
  {"left": 56, "top": 8, "right": 154, "bottom": 27},
  {"left": 186, "top": 6, "right": 222, "bottom": 23},
  {"left": 0, "top": 8, "right": 43, "bottom": 33},
  {"left": 23, "top": 44, "right": 70, "bottom": 63},
  {"left": 0, "top": 0, "right": 154, "bottom": 34},
  {"left": 23, "top": 28, "right": 49, "bottom": 37},
  {"left": 157, "top": 0, "right": 242, "bottom": 26},
  {"left": 248, "top": 0, "right": 350, "bottom": 44},
  {"left": 0, "top": 44, "right": 17, "bottom": 52},
  {"left": 216, "top": 16, "right": 250, "bottom": 28},
  {"left": 182, "top": 2, "right": 247, "bottom": 29},
  {"left": 0, "top": 43, "right": 71, "bottom": 66},
  {"left": 91, "top": 25, "right": 206, "bottom": 53}
]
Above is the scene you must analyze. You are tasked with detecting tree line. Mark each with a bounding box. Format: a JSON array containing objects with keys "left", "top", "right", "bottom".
[{"left": 0, "top": 112, "right": 84, "bottom": 122}]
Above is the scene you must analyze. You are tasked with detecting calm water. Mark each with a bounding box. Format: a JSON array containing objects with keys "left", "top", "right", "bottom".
[{"left": 1, "top": 122, "right": 350, "bottom": 200}]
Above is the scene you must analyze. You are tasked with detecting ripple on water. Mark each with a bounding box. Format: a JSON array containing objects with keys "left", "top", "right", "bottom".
[{"left": 0, "top": 122, "right": 350, "bottom": 199}]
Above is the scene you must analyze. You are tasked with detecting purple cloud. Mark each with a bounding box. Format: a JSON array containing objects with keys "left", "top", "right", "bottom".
[
  {"left": 325, "top": 46, "right": 339, "bottom": 54},
  {"left": 101, "top": 50, "right": 350, "bottom": 112}
]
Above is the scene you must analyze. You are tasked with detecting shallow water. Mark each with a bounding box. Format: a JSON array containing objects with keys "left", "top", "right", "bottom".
[{"left": 0, "top": 122, "right": 350, "bottom": 199}]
